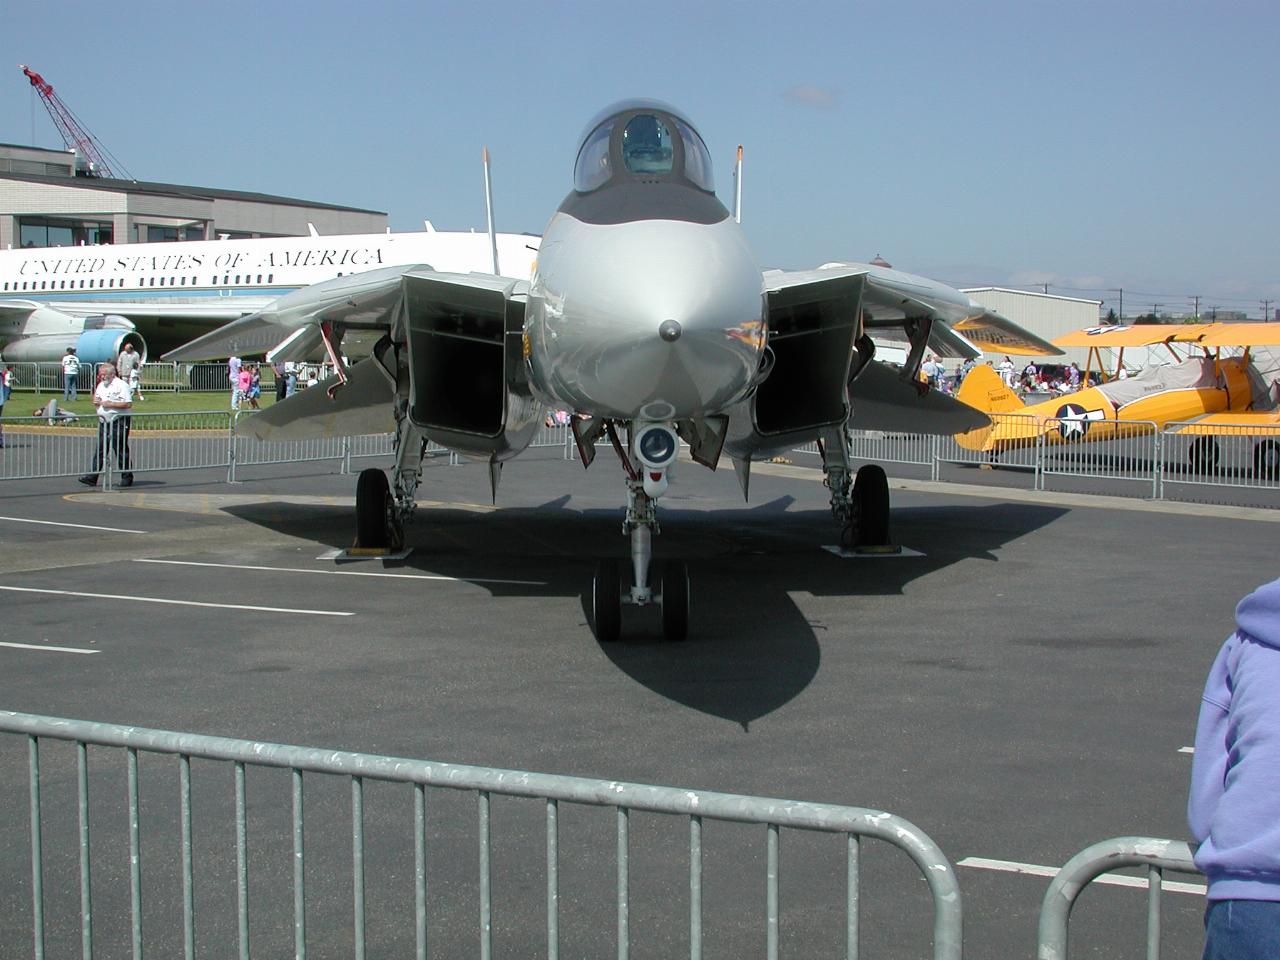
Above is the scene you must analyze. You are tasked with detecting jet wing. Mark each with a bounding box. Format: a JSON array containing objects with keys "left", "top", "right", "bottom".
[
  {"left": 848, "top": 359, "right": 988, "bottom": 435},
  {"left": 765, "top": 262, "right": 1062, "bottom": 358},
  {"left": 236, "top": 355, "right": 396, "bottom": 441},
  {"left": 163, "top": 264, "right": 432, "bottom": 362}
]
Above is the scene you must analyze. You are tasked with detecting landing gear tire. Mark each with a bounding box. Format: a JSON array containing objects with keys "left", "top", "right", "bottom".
[
  {"left": 1254, "top": 439, "right": 1280, "bottom": 481},
  {"left": 1189, "top": 436, "right": 1220, "bottom": 474},
  {"left": 355, "top": 468, "right": 393, "bottom": 548},
  {"left": 851, "top": 464, "right": 891, "bottom": 548},
  {"left": 593, "top": 559, "right": 622, "bottom": 643},
  {"left": 661, "top": 560, "right": 689, "bottom": 643}
]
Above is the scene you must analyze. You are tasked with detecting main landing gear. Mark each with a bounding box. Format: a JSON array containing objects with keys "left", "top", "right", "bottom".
[
  {"left": 819, "top": 425, "right": 894, "bottom": 552},
  {"left": 591, "top": 422, "right": 689, "bottom": 643},
  {"left": 354, "top": 399, "right": 425, "bottom": 551}
]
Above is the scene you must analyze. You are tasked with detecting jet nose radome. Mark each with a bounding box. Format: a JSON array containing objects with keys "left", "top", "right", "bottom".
[{"left": 530, "top": 217, "right": 764, "bottom": 420}]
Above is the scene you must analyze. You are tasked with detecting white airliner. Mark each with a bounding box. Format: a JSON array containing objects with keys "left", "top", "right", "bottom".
[{"left": 0, "top": 228, "right": 540, "bottom": 363}]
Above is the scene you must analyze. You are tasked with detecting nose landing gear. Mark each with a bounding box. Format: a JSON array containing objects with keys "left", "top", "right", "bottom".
[{"left": 591, "top": 421, "right": 689, "bottom": 643}]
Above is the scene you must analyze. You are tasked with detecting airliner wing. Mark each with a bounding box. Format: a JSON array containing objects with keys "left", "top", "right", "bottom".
[{"left": 13, "top": 299, "right": 273, "bottom": 323}]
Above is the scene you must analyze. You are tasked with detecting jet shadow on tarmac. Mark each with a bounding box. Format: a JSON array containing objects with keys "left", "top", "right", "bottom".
[{"left": 223, "top": 495, "right": 1066, "bottom": 728}]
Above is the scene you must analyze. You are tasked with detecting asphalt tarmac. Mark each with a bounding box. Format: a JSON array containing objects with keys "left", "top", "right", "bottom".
[{"left": 1, "top": 449, "right": 1276, "bottom": 959}]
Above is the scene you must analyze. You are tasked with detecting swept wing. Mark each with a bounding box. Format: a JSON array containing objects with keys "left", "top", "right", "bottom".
[{"left": 767, "top": 262, "right": 1061, "bottom": 358}]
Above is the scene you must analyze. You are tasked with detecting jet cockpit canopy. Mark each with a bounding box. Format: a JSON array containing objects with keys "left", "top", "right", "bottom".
[{"left": 574, "top": 99, "right": 715, "bottom": 194}]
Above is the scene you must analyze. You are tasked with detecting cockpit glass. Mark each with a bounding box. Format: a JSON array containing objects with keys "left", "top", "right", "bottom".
[
  {"left": 621, "top": 115, "right": 674, "bottom": 175},
  {"left": 573, "top": 121, "right": 613, "bottom": 192},
  {"left": 673, "top": 119, "right": 714, "bottom": 192}
]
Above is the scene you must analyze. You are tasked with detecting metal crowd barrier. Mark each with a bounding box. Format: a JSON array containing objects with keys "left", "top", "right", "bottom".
[
  {"left": 1159, "top": 421, "right": 1280, "bottom": 495},
  {"left": 4, "top": 402, "right": 1277, "bottom": 506},
  {"left": 1036, "top": 837, "right": 1201, "bottom": 960},
  {"left": 1038, "top": 419, "right": 1160, "bottom": 497},
  {"left": 846, "top": 430, "right": 937, "bottom": 475},
  {"left": 2, "top": 710, "right": 962, "bottom": 960},
  {"left": 787, "top": 415, "right": 1279, "bottom": 505},
  {"left": 4, "top": 362, "right": 278, "bottom": 395}
]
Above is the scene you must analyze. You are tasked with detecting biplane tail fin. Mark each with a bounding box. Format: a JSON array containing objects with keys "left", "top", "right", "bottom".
[{"left": 956, "top": 364, "right": 1025, "bottom": 415}]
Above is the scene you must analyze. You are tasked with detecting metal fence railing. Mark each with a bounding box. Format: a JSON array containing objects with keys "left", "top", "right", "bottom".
[
  {"left": 1036, "top": 837, "right": 1201, "bottom": 960},
  {"left": 1159, "top": 422, "right": 1280, "bottom": 495},
  {"left": 2, "top": 361, "right": 295, "bottom": 396},
  {"left": 3, "top": 403, "right": 1278, "bottom": 508},
  {"left": 937, "top": 413, "right": 1045, "bottom": 475},
  {"left": 2, "top": 710, "right": 962, "bottom": 960},
  {"left": 1038, "top": 419, "right": 1160, "bottom": 497},
  {"left": 846, "top": 430, "right": 938, "bottom": 474},
  {"left": 786, "top": 415, "right": 1280, "bottom": 507}
]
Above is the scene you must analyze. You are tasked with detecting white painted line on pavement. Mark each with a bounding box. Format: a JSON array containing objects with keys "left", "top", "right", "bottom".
[
  {"left": 0, "top": 515, "right": 147, "bottom": 534},
  {"left": 0, "top": 641, "right": 99, "bottom": 655},
  {"left": 0, "top": 585, "right": 352, "bottom": 617},
  {"left": 958, "top": 857, "right": 1205, "bottom": 895},
  {"left": 135, "top": 557, "right": 544, "bottom": 586},
  {"left": 1179, "top": 747, "right": 1195, "bottom": 754}
]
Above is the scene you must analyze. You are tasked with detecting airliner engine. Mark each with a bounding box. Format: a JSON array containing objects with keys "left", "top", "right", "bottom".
[{"left": 0, "top": 315, "right": 147, "bottom": 364}]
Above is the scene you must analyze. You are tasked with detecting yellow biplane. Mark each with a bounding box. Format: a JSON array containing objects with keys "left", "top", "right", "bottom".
[{"left": 954, "top": 322, "right": 1280, "bottom": 474}]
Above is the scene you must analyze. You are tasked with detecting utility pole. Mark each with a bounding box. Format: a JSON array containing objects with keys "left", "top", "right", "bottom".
[
  {"left": 1109, "top": 288, "right": 1123, "bottom": 323},
  {"left": 1210, "top": 305, "right": 1218, "bottom": 322},
  {"left": 1041, "top": 283, "right": 1049, "bottom": 294},
  {"left": 1152, "top": 303, "right": 1163, "bottom": 320},
  {"left": 1191, "top": 294, "right": 1200, "bottom": 320},
  {"left": 1263, "top": 300, "right": 1273, "bottom": 322}
]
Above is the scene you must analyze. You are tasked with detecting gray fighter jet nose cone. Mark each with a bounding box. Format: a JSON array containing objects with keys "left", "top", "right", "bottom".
[{"left": 658, "top": 319, "right": 682, "bottom": 342}]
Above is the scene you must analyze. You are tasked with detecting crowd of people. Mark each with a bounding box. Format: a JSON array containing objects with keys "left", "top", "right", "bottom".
[{"left": 914, "top": 353, "right": 1111, "bottom": 397}]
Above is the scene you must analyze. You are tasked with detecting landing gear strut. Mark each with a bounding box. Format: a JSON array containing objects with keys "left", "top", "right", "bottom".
[
  {"left": 590, "top": 421, "right": 689, "bottom": 643},
  {"left": 820, "top": 425, "right": 893, "bottom": 552},
  {"left": 353, "top": 397, "right": 424, "bottom": 550}
]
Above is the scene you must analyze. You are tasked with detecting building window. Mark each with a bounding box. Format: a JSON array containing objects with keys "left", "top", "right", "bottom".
[
  {"left": 184, "top": 226, "right": 204, "bottom": 242},
  {"left": 147, "top": 225, "right": 180, "bottom": 243},
  {"left": 18, "top": 217, "right": 112, "bottom": 248}
]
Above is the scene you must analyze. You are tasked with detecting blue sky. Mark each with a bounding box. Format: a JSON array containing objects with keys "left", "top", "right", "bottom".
[{"left": 3, "top": 0, "right": 1276, "bottom": 315}]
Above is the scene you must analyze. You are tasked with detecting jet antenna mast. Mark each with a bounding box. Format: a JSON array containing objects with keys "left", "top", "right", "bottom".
[
  {"left": 19, "top": 63, "right": 132, "bottom": 180},
  {"left": 482, "top": 146, "right": 500, "bottom": 275},
  {"left": 732, "top": 145, "right": 743, "bottom": 224}
]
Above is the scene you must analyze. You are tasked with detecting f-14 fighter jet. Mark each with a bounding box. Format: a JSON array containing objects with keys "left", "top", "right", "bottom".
[{"left": 167, "top": 100, "right": 1059, "bottom": 641}]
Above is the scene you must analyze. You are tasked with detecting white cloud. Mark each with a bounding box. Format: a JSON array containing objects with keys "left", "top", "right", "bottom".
[{"left": 782, "top": 85, "right": 841, "bottom": 109}]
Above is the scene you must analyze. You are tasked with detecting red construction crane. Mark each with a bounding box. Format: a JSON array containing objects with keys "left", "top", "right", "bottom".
[{"left": 19, "top": 63, "right": 130, "bottom": 179}]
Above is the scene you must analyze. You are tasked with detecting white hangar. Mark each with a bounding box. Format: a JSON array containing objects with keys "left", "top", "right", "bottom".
[{"left": 961, "top": 287, "right": 1104, "bottom": 367}]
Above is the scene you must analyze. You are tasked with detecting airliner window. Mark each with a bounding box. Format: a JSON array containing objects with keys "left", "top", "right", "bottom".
[
  {"left": 574, "top": 121, "right": 613, "bottom": 192},
  {"left": 622, "top": 115, "right": 673, "bottom": 175}
]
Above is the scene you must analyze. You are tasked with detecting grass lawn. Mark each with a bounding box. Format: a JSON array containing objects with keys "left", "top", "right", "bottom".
[{"left": 2, "top": 388, "right": 281, "bottom": 422}]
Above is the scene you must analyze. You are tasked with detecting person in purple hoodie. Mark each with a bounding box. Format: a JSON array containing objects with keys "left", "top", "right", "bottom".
[{"left": 1188, "top": 576, "right": 1280, "bottom": 959}]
